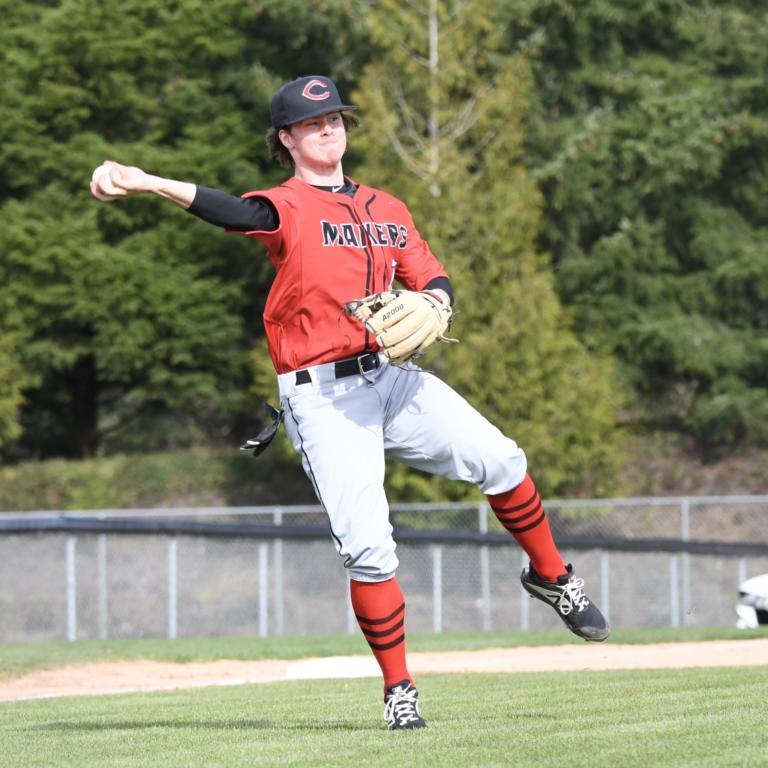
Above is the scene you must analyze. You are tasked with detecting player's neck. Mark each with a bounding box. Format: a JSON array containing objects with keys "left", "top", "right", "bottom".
[{"left": 293, "top": 164, "right": 344, "bottom": 187}]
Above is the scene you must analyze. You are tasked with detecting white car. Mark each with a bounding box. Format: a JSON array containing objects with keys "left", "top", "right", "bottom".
[{"left": 736, "top": 573, "right": 768, "bottom": 628}]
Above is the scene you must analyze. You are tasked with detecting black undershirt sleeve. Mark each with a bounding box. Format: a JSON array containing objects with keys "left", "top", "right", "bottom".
[
  {"left": 187, "top": 185, "right": 279, "bottom": 231},
  {"left": 424, "top": 276, "right": 455, "bottom": 305}
]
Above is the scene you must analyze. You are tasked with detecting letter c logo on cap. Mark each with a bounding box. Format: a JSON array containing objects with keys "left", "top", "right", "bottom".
[{"left": 302, "top": 79, "right": 331, "bottom": 101}]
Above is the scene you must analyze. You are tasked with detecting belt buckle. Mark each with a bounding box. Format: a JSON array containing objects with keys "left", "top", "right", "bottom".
[{"left": 357, "top": 352, "right": 377, "bottom": 375}]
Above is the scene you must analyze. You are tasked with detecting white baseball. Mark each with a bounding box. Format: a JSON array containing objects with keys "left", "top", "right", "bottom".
[{"left": 91, "top": 164, "right": 121, "bottom": 197}]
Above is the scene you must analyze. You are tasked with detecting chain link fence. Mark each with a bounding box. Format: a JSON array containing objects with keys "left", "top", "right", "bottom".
[{"left": 1, "top": 496, "right": 766, "bottom": 643}]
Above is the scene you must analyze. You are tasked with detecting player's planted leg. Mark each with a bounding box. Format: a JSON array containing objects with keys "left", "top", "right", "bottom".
[
  {"left": 350, "top": 577, "right": 428, "bottom": 729},
  {"left": 520, "top": 563, "right": 610, "bottom": 641}
]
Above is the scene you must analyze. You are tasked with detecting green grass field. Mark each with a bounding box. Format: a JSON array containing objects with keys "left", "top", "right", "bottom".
[{"left": 1, "top": 629, "right": 767, "bottom": 767}]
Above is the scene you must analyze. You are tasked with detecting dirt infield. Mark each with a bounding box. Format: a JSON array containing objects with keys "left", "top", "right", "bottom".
[{"left": 2, "top": 639, "right": 767, "bottom": 703}]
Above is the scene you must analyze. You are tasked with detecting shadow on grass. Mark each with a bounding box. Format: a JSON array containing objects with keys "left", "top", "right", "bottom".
[{"left": 33, "top": 719, "right": 381, "bottom": 732}]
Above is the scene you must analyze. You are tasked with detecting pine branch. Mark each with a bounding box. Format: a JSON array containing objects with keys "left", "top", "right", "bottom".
[
  {"left": 441, "top": 84, "right": 493, "bottom": 143},
  {"left": 385, "top": 127, "right": 432, "bottom": 184},
  {"left": 392, "top": 80, "right": 428, "bottom": 150},
  {"left": 397, "top": 42, "right": 430, "bottom": 67}
]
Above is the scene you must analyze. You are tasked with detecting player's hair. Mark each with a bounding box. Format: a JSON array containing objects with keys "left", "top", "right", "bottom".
[{"left": 266, "top": 112, "right": 359, "bottom": 168}]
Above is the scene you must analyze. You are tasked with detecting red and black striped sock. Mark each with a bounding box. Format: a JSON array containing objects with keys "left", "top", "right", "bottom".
[
  {"left": 487, "top": 473, "right": 567, "bottom": 582},
  {"left": 350, "top": 577, "right": 411, "bottom": 689}
]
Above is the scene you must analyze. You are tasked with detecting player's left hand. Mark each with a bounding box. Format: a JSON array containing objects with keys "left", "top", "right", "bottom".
[{"left": 344, "top": 290, "right": 458, "bottom": 365}]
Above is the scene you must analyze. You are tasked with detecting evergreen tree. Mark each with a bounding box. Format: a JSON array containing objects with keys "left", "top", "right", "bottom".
[
  {"left": 351, "top": 0, "right": 623, "bottom": 497},
  {"left": 0, "top": 0, "right": 373, "bottom": 459},
  {"left": 0, "top": 334, "right": 26, "bottom": 448},
  {"left": 505, "top": 0, "right": 768, "bottom": 455}
]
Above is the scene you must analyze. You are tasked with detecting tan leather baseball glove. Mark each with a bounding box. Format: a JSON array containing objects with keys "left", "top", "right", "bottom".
[{"left": 344, "top": 290, "right": 458, "bottom": 365}]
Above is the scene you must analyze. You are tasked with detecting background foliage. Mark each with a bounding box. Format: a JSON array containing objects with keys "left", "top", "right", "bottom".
[
  {"left": 503, "top": 0, "right": 768, "bottom": 456},
  {"left": 0, "top": 0, "right": 370, "bottom": 460},
  {"left": 0, "top": 0, "right": 765, "bottom": 505},
  {"left": 352, "top": 0, "right": 623, "bottom": 497}
]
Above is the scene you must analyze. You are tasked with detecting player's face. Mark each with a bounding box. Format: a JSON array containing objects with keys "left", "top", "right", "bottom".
[{"left": 282, "top": 112, "right": 347, "bottom": 171}]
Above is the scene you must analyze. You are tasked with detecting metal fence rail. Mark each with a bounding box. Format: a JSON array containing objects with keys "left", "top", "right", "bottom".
[{"left": 1, "top": 495, "right": 766, "bottom": 643}]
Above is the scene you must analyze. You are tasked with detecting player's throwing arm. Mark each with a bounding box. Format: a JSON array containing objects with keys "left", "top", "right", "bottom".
[{"left": 90, "top": 161, "right": 197, "bottom": 208}]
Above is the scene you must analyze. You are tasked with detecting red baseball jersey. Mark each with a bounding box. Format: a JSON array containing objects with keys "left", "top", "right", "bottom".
[{"left": 235, "top": 177, "right": 449, "bottom": 373}]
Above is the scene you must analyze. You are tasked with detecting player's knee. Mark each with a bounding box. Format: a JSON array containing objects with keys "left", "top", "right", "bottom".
[
  {"left": 346, "top": 564, "right": 398, "bottom": 582},
  {"left": 477, "top": 440, "right": 528, "bottom": 496},
  {"left": 343, "top": 544, "right": 399, "bottom": 581}
]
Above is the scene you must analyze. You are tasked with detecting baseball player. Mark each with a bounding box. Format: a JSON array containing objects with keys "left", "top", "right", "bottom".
[{"left": 90, "top": 75, "right": 609, "bottom": 730}]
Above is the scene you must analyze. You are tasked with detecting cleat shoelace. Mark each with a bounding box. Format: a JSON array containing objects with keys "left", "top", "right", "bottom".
[
  {"left": 557, "top": 576, "right": 590, "bottom": 615},
  {"left": 384, "top": 686, "right": 422, "bottom": 728}
]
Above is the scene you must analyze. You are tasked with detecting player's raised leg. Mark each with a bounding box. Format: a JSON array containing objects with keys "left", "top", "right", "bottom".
[
  {"left": 383, "top": 366, "right": 609, "bottom": 642},
  {"left": 489, "top": 475, "right": 609, "bottom": 641}
]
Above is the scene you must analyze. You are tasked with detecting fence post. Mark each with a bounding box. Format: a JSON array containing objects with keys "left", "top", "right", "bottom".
[
  {"left": 273, "top": 507, "right": 284, "bottom": 636},
  {"left": 167, "top": 537, "right": 178, "bottom": 639},
  {"left": 258, "top": 541, "right": 269, "bottom": 637},
  {"left": 738, "top": 558, "right": 747, "bottom": 588},
  {"left": 680, "top": 498, "right": 691, "bottom": 624},
  {"left": 670, "top": 555, "right": 680, "bottom": 628},
  {"left": 519, "top": 550, "right": 529, "bottom": 630},
  {"left": 478, "top": 504, "right": 492, "bottom": 631},
  {"left": 97, "top": 533, "right": 108, "bottom": 640},
  {"left": 66, "top": 536, "right": 77, "bottom": 642},
  {"left": 600, "top": 551, "right": 610, "bottom": 625},
  {"left": 432, "top": 545, "right": 443, "bottom": 633}
]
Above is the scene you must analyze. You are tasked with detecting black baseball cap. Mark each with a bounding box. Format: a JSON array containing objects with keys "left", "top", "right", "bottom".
[{"left": 270, "top": 75, "right": 357, "bottom": 129}]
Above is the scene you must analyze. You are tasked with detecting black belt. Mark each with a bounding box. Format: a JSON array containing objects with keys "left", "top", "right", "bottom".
[{"left": 295, "top": 352, "right": 380, "bottom": 385}]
